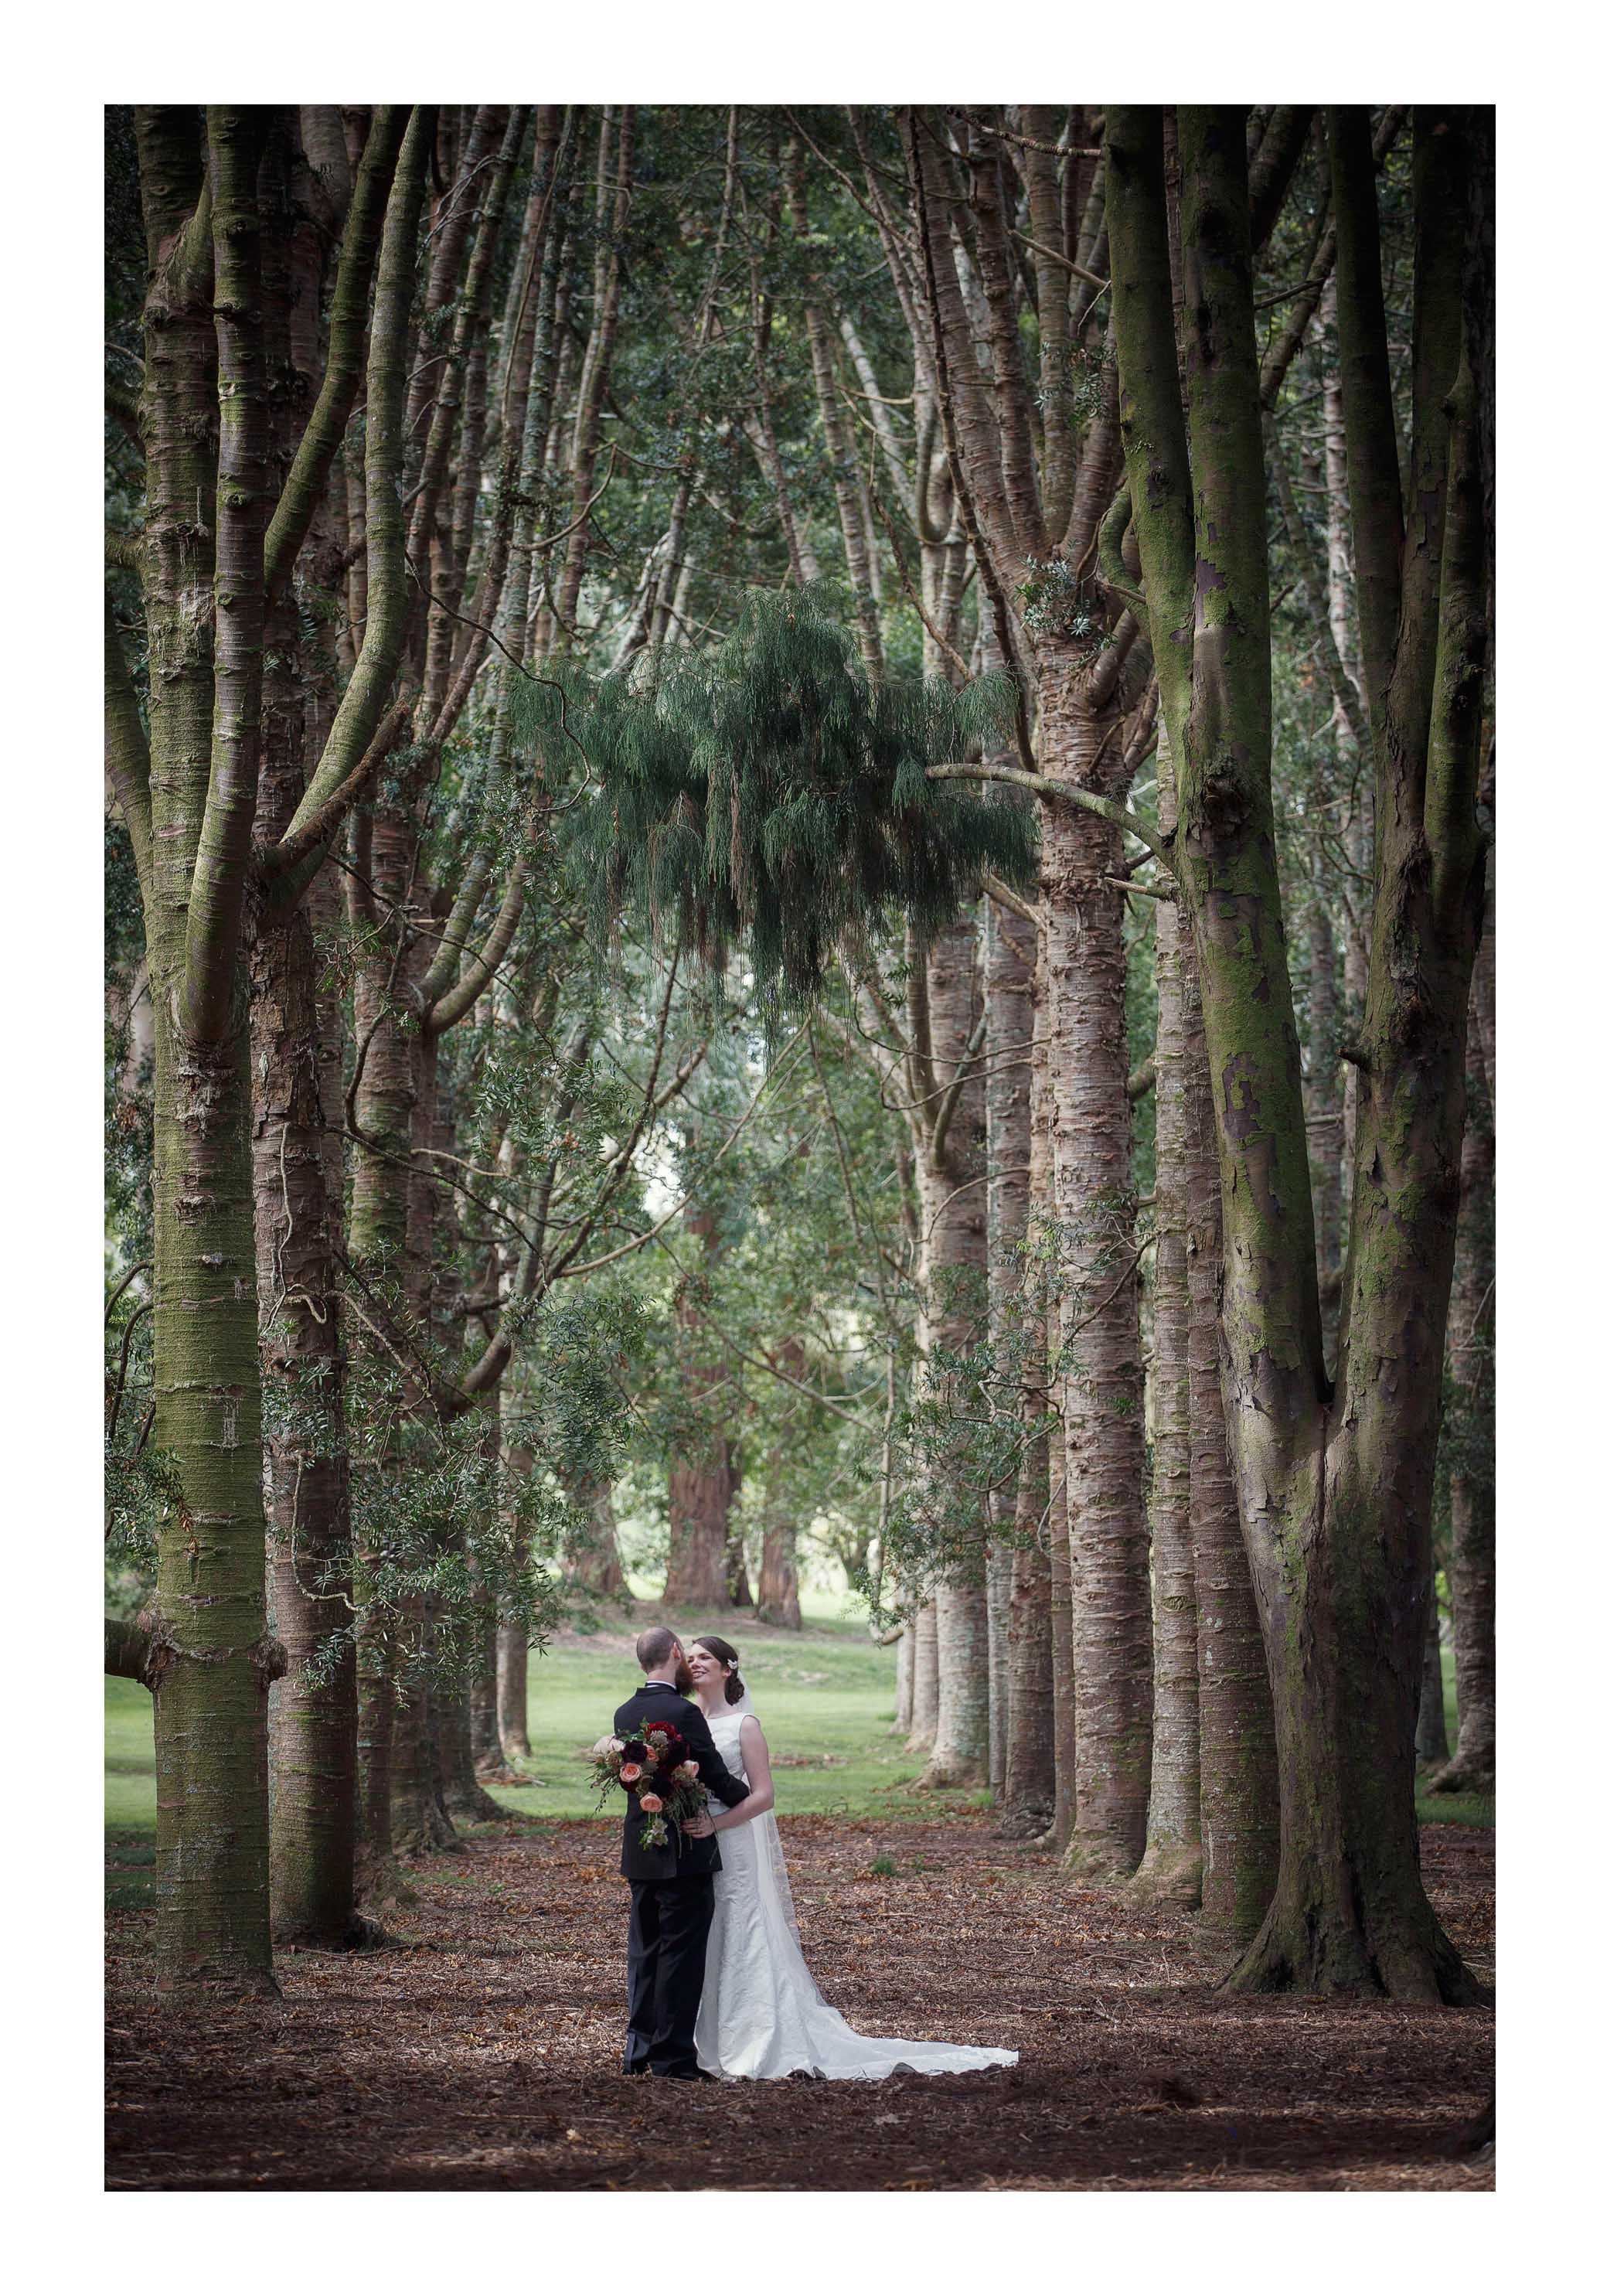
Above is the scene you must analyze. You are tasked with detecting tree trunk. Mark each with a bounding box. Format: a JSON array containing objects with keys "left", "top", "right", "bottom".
[
  {"left": 927, "top": 1580, "right": 987, "bottom": 1789},
  {"left": 1009, "top": 928, "right": 1061, "bottom": 1844},
  {"left": 496, "top": 1371, "right": 535, "bottom": 1764},
  {"left": 554, "top": 107, "right": 634, "bottom": 635},
  {"left": 905, "top": 1601, "right": 939, "bottom": 1753},
  {"left": 916, "top": 918, "right": 989, "bottom": 1790},
  {"left": 1416, "top": 1589, "right": 1449, "bottom": 1766},
  {"left": 1043, "top": 1323, "right": 1076, "bottom": 1850},
  {"left": 247, "top": 129, "right": 359, "bottom": 1952},
  {"left": 1129, "top": 769, "right": 1201, "bottom": 1906},
  {"left": 571, "top": 1478, "right": 629, "bottom": 1597},
  {"left": 1000, "top": 1250, "right": 1053, "bottom": 1841},
  {"left": 471, "top": 1593, "right": 505, "bottom": 1773},
  {"left": 666, "top": 1452, "right": 741, "bottom": 1612},
  {"left": 757, "top": 1519, "right": 802, "bottom": 1628},
  {"left": 985, "top": 1549, "right": 1013, "bottom": 1794},
  {"left": 1432, "top": 932, "right": 1494, "bottom": 1794},
  {"left": 133, "top": 107, "right": 280, "bottom": 1992},
  {"left": 983, "top": 884, "right": 1034, "bottom": 1805},
  {"left": 894, "top": 1620, "right": 915, "bottom": 1732},
  {"left": 1188, "top": 1031, "right": 1281, "bottom": 1940},
  {"left": 347, "top": 812, "right": 450, "bottom": 1871},
  {"left": 1107, "top": 104, "right": 1486, "bottom": 1998},
  {"left": 784, "top": 143, "right": 886, "bottom": 683},
  {"left": 725, "top": 1519, "right": 754, "bottom": 1610},
  {"left": 1302, "top": 862, "right": 1346, "bottom": 1299},
  {"left": 1318, "top": 278, "right": 1374, "bottom": 1236},
  {"left": 390, "top": 1669, "right": 454, "bottom": 1853},
  {"left": 664, "top": 1198, "right": 743, "bottom": 1613},
  {"left": 496, "top": 1627, "right": 532, "bottom": 1763},
  {"left": 438, "top": 1656, "right": 502, "bottom": 1824},
  {"left": 250, "top": 672, "right": 356, "bottom": 1948},
  {"left": 1001, "top": 1535, "right": 1054, "bottom": 1837},
  {"left": 1037, "top": 669, "right": 1152, "bottom": 1877}
]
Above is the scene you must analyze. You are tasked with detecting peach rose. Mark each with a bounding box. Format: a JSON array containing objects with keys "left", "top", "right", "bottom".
[
  {"left": 619, "top": 1763, "right": 643, "bottom": 1784},
  {"left": 638, "top": 1792, "right": 663, "bottom": 1814}
]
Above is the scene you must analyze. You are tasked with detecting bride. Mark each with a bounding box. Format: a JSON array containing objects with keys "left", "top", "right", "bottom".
[{"left": 683, "top": 1634, "right": 1018, "bottom": 2083}]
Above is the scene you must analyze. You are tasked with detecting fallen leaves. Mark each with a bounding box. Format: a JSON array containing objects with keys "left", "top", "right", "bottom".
[{"left": 104, "top": 1817, "right": 1493, "bottom": 2193}]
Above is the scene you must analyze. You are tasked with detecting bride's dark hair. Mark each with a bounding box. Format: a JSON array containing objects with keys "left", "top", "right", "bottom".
[{"left": 692, "top": 1633, "right": 745, "bottom": 1704}]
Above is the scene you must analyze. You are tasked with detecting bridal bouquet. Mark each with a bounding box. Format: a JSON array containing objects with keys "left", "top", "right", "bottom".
[{"left": 589, "top": 1722, "right": 710, "bottom": 1850}]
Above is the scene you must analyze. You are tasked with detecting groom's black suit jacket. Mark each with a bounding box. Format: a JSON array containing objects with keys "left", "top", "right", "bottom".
[{"left": 613, "top": 1682, "right": 751, "bottom": 1882}]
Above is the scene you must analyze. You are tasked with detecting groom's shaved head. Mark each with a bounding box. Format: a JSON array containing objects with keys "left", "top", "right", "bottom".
[{"left": 636, "top": 1626, "right": 681, "bottom": 1672}]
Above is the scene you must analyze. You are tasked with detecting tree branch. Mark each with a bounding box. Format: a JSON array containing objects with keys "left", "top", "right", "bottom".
[
  {"left": 263, "top": 107, "right": 406, "bottom": 602},
  {"left": 927, "top": 758, "right": 1167, "bottom": 859},
  {"left": 280, "top": 108, "right": 434, "bottom": 853},
  {"left": 980, "top": 868, "right": 1041, "bottom": 928},
  {"left": 105, "top": 1615, "right": 154, "bottom": 1686},
  {"left": 179, "top": 107, "right": 271, "bottom": 1043}
]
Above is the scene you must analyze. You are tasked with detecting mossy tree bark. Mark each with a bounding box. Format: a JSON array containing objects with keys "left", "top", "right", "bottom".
[
  {"left": 124, "top": 106, "right": 282, "bottom": 1991},
  {"left": 1106, "top": 104, "right": 1489, "bottom": 1999}
]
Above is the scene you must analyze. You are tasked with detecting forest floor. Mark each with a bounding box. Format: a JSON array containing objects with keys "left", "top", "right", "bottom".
[{"left": 104, "top": 1810, "right": 1494, "bottom": 2192}]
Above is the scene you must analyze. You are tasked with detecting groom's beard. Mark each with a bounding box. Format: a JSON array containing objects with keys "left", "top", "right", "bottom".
[{"left": 674, "top": 1660, "right": 694, "bottom": 1695}]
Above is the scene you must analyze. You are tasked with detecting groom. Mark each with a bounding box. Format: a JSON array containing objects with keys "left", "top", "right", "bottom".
[{"left": 614, "top": 1625, "right": 751, "bottom": 2080}]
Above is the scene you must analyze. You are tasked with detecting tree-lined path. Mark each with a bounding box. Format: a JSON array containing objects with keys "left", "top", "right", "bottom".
[
  {"left": 105, "top": 99, "right": 1495, "bottom": 2192},
  {"left": 107, "top": 1811, "right": 1493, "bottom": 2191}
]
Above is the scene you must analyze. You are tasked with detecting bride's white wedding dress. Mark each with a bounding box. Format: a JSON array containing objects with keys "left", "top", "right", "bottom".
[{"left": 693, "top": 1707, "right": 1019, "bottom": 2082}]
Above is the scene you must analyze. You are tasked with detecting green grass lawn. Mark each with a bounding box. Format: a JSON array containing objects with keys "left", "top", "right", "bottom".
[
  {"left": 488, "top": 1593, "right": 923, "bottom": 1824},
  {"left": 104, "top": 1588, "right": 1494, "bottom": 1862}
]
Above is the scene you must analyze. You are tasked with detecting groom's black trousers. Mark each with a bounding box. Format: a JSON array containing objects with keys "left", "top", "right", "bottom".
[{"left": 625, "top": 1874, "right": 716, "bottom": 2076}]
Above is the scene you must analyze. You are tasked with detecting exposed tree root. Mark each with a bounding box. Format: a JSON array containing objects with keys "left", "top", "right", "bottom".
[{"left": 1123, "top": 1841, "right": 1203, "bottom": 1908}]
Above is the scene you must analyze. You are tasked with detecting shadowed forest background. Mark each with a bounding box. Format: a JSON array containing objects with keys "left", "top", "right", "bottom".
[{"left": 104, "top": 99, "right": 1493, "bottom": 2190}]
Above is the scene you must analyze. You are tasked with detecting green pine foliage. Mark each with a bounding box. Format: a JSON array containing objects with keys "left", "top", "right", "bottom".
[{"left": 526, "top": 587, "right": 1036, "bottom": 1022}]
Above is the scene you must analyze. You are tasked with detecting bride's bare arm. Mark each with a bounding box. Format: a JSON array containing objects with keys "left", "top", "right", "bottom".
[{"left": 710, "top": 1717, "right": 775, "bottom": 1830}]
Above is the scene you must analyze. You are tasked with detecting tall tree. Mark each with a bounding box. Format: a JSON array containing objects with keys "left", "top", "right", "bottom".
[
  {"left": 1129, "top": 729, "right": 1201, "bottom": 1905},
  {"left": 892, "top": 104, "right": 1156, "bottom": 1875},
  {"left": 107, "top": 104, "right": 329, "bottom": 1988},
  {"left": 1105, "top": 103, "right": 1489, "bottom": 1997}
]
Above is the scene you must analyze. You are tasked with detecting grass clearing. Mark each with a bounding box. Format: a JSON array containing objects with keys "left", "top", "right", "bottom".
[
  {"left": 486, "top": 1596, "right": 927, "bottom": 1824},
  {"left": 104, "top": 1589, "right": 1493, "bottom": 1899}
]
